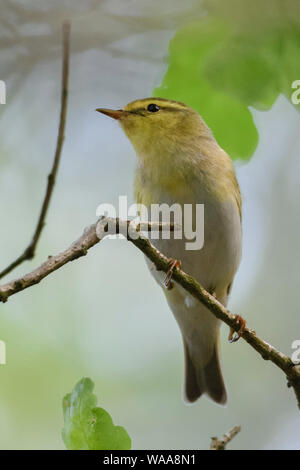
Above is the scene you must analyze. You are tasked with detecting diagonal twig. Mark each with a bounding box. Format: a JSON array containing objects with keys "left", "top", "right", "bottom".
[
  {"left": 0, "top": 217, "right": 300, "bottom": 409},
  {"left": 0, "top": 20, "right": 71, "bottom": 280},
  {"left": 210, "top": 426, "right": 241, "bottom": 450}
]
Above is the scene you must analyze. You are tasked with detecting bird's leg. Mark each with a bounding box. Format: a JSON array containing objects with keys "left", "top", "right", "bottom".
[
  {"left": 164, "top": 259, "right": 182, "bottom": 289},
  {"left": 228, "top": 315, "right": 247, "bottom": 343}
]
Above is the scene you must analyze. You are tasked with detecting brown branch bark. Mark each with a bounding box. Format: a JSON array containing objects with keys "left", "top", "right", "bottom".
[
  {"left": 210, "top": 426, "right": 241, "bottom": 450},
  {"left": 0, "top": 217, "right": 300, "bottom": 408},
  {"left": 0, "top": 20, "right": 71, "bottom": 280}
]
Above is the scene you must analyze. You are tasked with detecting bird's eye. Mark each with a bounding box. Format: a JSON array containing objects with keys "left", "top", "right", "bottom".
[{"left": 147, "top": 103, "right": 160, "bottom": 113}]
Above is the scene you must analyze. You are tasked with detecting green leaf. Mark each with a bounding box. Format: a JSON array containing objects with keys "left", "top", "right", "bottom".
[
  {"left": 203, "top": 36, "right": 281, "bottom": 110},
  {"left": 154, "top": 20, "right": 259, "bottom": 161},
  {"left": 62, "top": 378, "right": 131, "bottom": 450},
  {"left": 154, "top": 8, "right": 300, "bottom": 161},
  {"left": 200, "top": 0, "right": 300, "bottom": 112},
  {"left": 280, "top": 29, "right": 300, "bottom": 107}
]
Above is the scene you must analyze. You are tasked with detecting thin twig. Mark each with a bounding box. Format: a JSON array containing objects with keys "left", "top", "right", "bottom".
[
  {"left": 0, "top": 217, "right": 300, "bottom": 408},
  {"left": 0, "top": 20, "right": 71, "bottom": 280},
  {"left": 210, "top": 426, "right": 241, "bottom": 450}
]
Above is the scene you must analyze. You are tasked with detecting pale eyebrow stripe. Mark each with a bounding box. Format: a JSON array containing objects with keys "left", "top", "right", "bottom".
[{"left": 138, "top": 97, "right": 188, "bottom": 106}]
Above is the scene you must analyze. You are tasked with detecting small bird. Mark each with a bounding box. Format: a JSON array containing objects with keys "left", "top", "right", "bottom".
[{"left": 96, "top": 98, "right": 242, "bottom": 404}]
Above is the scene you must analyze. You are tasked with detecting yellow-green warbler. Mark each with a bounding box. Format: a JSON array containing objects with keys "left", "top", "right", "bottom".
[{"left": 97, "top": 98, "right": 242, "bottom": 404}]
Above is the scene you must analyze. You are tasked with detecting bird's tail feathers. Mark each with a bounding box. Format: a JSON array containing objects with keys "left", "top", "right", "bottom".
[{"left": 183, "top": 339, "right": 227, "bottom": 405}]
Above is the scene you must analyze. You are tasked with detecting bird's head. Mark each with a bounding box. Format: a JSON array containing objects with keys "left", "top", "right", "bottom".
[{"left": 96, "top": 98, "right": 213, "bottom": 164}]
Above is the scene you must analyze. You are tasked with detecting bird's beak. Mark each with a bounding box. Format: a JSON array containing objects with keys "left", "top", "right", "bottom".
[{"left": 96, "top": 108, "right": 126, "bottom": 120}]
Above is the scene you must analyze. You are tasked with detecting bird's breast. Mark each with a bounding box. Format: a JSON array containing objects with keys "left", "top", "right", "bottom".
[{"left": 135, "top": 170, "right": 242, "bottom": 294}]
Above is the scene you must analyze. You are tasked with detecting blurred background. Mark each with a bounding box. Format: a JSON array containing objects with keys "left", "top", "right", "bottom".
[{"left": 0, "top": 0, "right": 300, "bottom": 450}]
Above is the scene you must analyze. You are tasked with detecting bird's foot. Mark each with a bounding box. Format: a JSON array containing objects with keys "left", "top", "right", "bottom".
[
  {"left": 228, "top": 315, "right": 247, "bottom": 343},
  {"left": 164, "top": 258, "right": 182, "bottom": 289}
]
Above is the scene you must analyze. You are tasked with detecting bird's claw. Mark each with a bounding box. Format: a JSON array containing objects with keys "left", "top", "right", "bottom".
[
  {"left": 228, "top": 315, "right": 247, "bottom": 343},
  {"left": 164, "top": 259, "right": 181, "bottom": 289}
]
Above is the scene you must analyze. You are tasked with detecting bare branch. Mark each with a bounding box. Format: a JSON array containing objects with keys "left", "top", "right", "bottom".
[
  {"left": 0, "top": 217, "right": 300, "bottom": 408},
  {"left": 210, "top": 426, "right": 241, "bottom": 450},
  {"left": 0, "top": 20, "right": 71, "bottom": 280},
  {"left": 0, "top": 220, "right": 176, "bottom": 301}
]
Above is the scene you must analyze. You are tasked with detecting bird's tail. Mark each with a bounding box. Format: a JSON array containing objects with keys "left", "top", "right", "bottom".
[{"left": 183, "top": 338, "right": 227, "bottom": 405}]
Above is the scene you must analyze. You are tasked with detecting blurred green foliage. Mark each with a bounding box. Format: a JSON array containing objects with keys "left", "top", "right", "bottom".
[
  {"left": 62, "top": 378, "right": 131, "bottom": 450},
  {"left": 155, "top": 19, "right": 259, "bottom": 161},
  {"left": 155, "top": 2, "right": 300, "bottom": 161}
]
